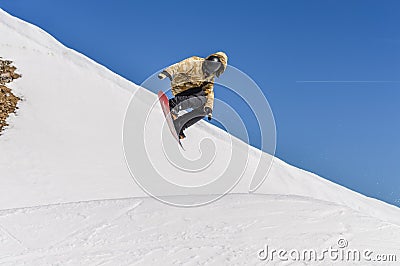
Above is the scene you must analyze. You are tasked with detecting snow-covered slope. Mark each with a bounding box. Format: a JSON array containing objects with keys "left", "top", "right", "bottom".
[
  {"left": 0, "top": 8, "right": 399, "bottom": 265},
  {"left": 0, "top": 8, "right": 145, "bottom": 208},
  {"left": 0, "top": 8, "right": 399, "bottom": 222},
  {"left": 0, "top": 195, "right": 399, "bottom": 265}
]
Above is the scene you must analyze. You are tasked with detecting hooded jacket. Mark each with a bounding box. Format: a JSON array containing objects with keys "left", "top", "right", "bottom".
[{"left": 162, "top": 52, "right": 228, "bottom": 111}]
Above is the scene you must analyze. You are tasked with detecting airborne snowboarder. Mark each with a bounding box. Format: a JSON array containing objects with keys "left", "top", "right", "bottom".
[{"left": 158, "top": 52, "right": 228, "bottom": 139}]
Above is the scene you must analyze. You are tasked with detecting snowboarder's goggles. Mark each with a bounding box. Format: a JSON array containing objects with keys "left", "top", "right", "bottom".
[
  {"left": 204, "top": 56, "right": 222, "bottom": 73},
  {"left": 207, "top": 56, "right": 221, "bottom": 62}
]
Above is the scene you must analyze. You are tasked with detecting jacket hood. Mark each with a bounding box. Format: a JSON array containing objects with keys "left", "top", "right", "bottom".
[{"left": 206, "top": 51, "right": 228, "bottom": 77}]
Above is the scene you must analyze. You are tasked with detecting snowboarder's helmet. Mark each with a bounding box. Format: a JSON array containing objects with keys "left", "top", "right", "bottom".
[{"left": 204, "top": 56, "right": 222, "bottom": 75}]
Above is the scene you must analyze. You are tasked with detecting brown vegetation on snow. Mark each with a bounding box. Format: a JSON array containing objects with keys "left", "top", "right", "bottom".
[{"left": 0, "top": 58, "right": 21, "bottom": 133}]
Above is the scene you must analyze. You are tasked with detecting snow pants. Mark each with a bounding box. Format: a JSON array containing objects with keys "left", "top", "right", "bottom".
[{"left": 169, "top": 87, "right": 208, "bottom": 134}]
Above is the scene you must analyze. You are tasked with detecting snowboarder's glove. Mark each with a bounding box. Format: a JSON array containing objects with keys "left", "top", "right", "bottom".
[
  {"left": 158, "top": 73, "right": 166, "bottom": 80},
  {"left": 158, "top": 71, "right": 172, "bottom": 81},
  {"left": 204, "top": 107, "right": 212, "bottom": 121}
]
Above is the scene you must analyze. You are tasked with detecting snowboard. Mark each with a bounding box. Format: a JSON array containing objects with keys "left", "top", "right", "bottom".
[{"left": 157, "top": 90, "right": 184, "bottom": 150}]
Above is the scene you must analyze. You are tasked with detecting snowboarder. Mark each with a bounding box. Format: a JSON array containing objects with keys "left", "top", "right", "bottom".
[{"left": 158, "top": 52, "right": 228, "bottom": 139}]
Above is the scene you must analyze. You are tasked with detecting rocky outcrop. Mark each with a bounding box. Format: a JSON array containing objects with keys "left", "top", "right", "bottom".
[{"left": 0, "top": 58, "right": 21, "bottom": 133}]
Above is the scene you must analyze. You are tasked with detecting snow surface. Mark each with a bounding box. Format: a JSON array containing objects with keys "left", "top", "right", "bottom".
[
  {"left": 0, "top": 195, "right": 399, "bottom": 265},
  {"left": 0, "top": 8, "right": 399, "bottom": 265}
]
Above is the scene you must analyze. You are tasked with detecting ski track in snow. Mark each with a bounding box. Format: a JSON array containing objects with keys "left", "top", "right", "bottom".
[{"left": 0, "top": 194, "right": 399, "bottom": 265}]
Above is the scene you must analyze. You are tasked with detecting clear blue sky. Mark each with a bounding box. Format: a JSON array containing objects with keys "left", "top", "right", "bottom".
[{"left": 1, "top": 0, "right": 399, "bottom": 207}]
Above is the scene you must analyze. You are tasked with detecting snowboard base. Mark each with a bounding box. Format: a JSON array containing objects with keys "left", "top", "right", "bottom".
[{"left": 158, "top": 90, "right": 184, "bottom": 150}]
